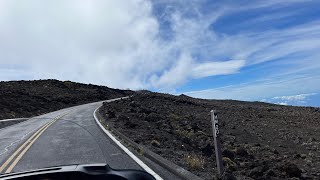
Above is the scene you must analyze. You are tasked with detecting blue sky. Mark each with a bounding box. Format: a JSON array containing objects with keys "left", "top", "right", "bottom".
[
  {"left": 151, "top": 0, "right": 320, "bottom": 107},
  {"left": 0, "top": 0, "right": 319, "bottom": 107}
]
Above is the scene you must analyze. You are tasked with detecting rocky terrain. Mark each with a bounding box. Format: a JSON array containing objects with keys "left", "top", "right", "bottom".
[
  {"left": 99, "top": 92, "right": 320, "bottom": 179},
  {"left": 0, "top": 79, "right": 132, "bottom": 120}
]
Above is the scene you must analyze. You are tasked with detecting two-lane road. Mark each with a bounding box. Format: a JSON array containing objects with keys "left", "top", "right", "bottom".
[
  {"left": 0, "top": 100, "right": 142, "bottom": 173},
  {"left": 0, "top": 99, "right": 182, "bottom": 180}
]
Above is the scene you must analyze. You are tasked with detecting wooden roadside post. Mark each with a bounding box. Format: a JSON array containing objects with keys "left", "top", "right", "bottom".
[{"left": 211, "top": 110, "right": 224, "bottom": 177}]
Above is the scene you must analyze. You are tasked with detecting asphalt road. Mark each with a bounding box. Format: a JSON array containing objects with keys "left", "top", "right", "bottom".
[{"left": 0, "top": 99, "right": 182, "bottom": 179}]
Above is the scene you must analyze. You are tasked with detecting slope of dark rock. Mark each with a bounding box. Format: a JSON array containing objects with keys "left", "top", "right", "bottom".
[
  {"left": 0, "top": 79, "right": 133, "bottom": 119},
  {"left": 99, "top": 92, "right": 320, "bottom": 179}
]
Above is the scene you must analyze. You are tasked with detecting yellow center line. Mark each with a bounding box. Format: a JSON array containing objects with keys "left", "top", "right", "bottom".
[
  {"left": 0, "top": 120, "right": 53, "bottom": 173},
  {"left": 5, "top": 120, "right": 57, "bottom": 173},
  {"left": 0, "top": 112, "right": 70, "bottom": 174}
]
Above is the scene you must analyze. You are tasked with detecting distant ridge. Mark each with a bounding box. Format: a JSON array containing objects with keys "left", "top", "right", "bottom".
[{"left": 0, "top": 79, "right": 133, "bottom": 119}]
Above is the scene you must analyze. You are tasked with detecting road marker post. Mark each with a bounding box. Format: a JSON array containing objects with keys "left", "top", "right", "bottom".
[{"left": 211, "top": 110, "right": 224, "bottom": 177}]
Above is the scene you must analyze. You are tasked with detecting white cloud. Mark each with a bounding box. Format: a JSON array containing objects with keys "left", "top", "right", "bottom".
[
  {"left": 193, "top": 21, "right": 320, "bottom": 68},
  {"left": 259, "top": 93, "right": 318, "bottom": 106},
  {"left": 150, "top": 52, "right": 193, "bottom": 89},
  {"left": 192, "top": 60, "right": 245, "bottom": 79},
  {"left": 0, "top": 0, "right": 245, "bottom": 90},
  {"left": 0, "top": 0, "right": 161, "bottom": 89},
  {"left": 270, "top": 93, "right": 317, "bottom": 105},
  {"left": 272, "top": 93, "right": 317, "bottom": 101},
  {"left": 277, "top": 102, "right": 288, "bottom": 106},
  {"left": 184, "top": 76, "right": 320, "bottom": 101}
]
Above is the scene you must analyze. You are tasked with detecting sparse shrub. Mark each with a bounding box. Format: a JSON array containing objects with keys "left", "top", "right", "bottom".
[
  {"left": 178, "top": 129, "right": 195, "bottom": 139},
  {"left": 169, "top": 113, "right": 180, "bottom": 120},
  {"left": 138, "top": 148, "right": 145, "bottom": 156},
  {"left": 235, "top": 147, "right": 249, "bottom": 157},
  {"left": 222, "top": 149, "right": 235, "bottom": 160},
  {"left": 185, "top": 153, "right": 205, "bottom": 170},
  {"left": 223, "top": 157, "right": 237, "bottom": 171},
  {"left": 63, "top": 81, "right": 73, "bottom": 87},
  {"left": 151, "top": 139, "right": 161, "bottom": 147}
]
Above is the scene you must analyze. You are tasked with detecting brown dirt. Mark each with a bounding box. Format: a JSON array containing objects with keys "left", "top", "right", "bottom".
[
  {"left": 99, "top": 92, "right": 320, "bottom": 180},
  {"left": 0, "top": 79, "right": 133, "bottom": 119}
]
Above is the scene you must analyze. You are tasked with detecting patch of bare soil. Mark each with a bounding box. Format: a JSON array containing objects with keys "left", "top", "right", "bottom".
[{"left": 99, "top": 92, "right": 320, "bottom": 179}]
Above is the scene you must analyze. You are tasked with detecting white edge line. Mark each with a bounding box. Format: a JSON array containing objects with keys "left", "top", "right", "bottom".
[
  {"left": 93, "top": 103, "right": 163, "bottom": 180},
  {"left": 0, "top": 119, "right": 34, "bottom": 132},
  {"left": 0, "top": 118, "right": 28, "bottom": 122}
]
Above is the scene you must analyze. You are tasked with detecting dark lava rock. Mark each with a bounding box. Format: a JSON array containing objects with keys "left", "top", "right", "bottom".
[
  {"left": 201, "top": 143, "right": 214, "bottom": 157},
  {"left": 0, "top": 80, "right": 133, "bottom": 119},
  {"left": 249, "top": 167, "right": 265, "bottom": 178},
  {"left": 294, "top": 154, "right": 301, "bottom": 159},
  {"left": 222, "top": 172, "right": 237, "bottom": 180},
  {"left": 236, "top": 147, "right": 249, "bottom": 157},
  {"left": 98, "top": 92, "right": 320, "bottom": 180},
  {"left": 223, "top": 149, "right": 235, "bottom": 160},
  {"left": 281, "top": 162, "right": 302, "bottom": 177},
  {"left": 273, "top": 149, "right": 279, "bottom": 154},
  {"left": 117, "top": 114, "right": 129, "bottom": 121},
  {"left": 248, "top": 163, "right": 270, "bottom": 178},
  {"left": 107, "top": 110, "right": 115, "bottom": 118},
  {"left": 266, "top": 169, "right": 276, "bottom": 177},
  {"left": 145, "top": 112, "right": 162, "bottom": 122},
  {"left": 124, "top": 120, "right": 138, "bottom": 128},
  {"left": 191, "top": 122, "right": 200, "bottom": 131}
]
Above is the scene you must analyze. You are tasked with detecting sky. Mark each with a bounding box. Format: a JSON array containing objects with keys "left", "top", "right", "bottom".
[{"left": 0, "top": 0, "right": 320, "bottom": 107}]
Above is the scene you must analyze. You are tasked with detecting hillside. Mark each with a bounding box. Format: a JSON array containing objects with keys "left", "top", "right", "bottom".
[
  {"left": 99, "top": 92, "right": 320, "bottom": 179},
  {"left": 0, "top": 79, "right": 133, "bottom": 119}
]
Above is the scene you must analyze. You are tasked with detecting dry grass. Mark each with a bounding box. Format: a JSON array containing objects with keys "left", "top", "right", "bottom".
[
  {"left": 222, "top": 157, "right": 237, "bottom": 171},
  {"left": 138, "top": 148, "right": 145, "bottom": 156},
  {"left": 169, "top": 113, "right": 181, "bottom": 121},
  {"left": 177, "top": 129, "right": 195, "bottom": 139},
  {"left": 151, "top": 139, "right": 161, "bottom": 147},
  {"left": 185, "top": 153, "right": 205, "bottom": 170}
]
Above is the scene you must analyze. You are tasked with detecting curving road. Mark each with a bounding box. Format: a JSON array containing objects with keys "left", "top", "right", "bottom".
[{"left": 0, "top": 99, "right": 182, "bottom": 179}]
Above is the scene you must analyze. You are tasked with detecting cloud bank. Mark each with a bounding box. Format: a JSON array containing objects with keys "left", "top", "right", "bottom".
[
  {"left": 271, "top": 93, "right": 317, "bottom": 105},
  {"left": 0, "top": 0, "right": 243, "bottom": 90}
]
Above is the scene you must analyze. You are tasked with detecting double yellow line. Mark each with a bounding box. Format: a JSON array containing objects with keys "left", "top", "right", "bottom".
[{"left": 0, "top": 113, "right": 67, "bottom": 174}]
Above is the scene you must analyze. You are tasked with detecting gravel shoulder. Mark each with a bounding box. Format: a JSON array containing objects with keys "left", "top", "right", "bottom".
[{"left": 99, "top": 92, "right": 320, "bottom": 179}]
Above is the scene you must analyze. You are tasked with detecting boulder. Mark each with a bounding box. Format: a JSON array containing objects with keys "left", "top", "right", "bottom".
[{"left": 281, "top": 162, "right": 302, "bottom": 177}]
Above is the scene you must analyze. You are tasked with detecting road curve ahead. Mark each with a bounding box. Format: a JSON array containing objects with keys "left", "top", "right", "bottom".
[{"left": 0, "top": 99, "right": 144, "bottom": 175}]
